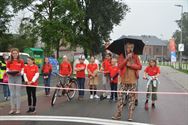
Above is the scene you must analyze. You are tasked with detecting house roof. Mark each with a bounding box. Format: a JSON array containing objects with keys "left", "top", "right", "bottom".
[{"left": 117, "top": 35, "right": 167, "bottom": 46}]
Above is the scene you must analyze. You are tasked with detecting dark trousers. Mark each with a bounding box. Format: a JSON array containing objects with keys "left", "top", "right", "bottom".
[
  {"left": 26, "top": 87, "right": 37, "bottom": 107},
  {"left": 110, "top": 83, "right": 118, "bottom": 99},
  {"left": 43, "top": 74, "right": 51, "bottom": 95},
  {"left": 77, "top": 78, "right": 85, "bottom": 96},
  {"left": 3, "top": 84, "right": 10, "bottom": 97}
]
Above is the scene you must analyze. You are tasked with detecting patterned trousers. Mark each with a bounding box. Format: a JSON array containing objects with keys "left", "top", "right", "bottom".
[{"left": 114, "top": 84, "right": 136, "bottom": 118}]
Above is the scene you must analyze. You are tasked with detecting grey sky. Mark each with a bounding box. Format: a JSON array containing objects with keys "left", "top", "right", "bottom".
[
  {"left": 110, "top": 0, "right": 188, "bottom": 41},
  {"left": 9, "top": 0, "right": 188, "bottom": 41}
]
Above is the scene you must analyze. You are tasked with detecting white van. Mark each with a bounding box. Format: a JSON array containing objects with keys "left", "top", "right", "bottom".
[{"left": 0, "top": 52, "right": 30, "bottom": 64}]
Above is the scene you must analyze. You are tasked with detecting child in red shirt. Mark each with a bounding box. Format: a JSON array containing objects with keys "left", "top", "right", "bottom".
[
  {"left": 109, "top": 58, "right": 119, "bottom": 101},
  {"left": 100, "top": 53, "right": 112, "bottom": 100},
  {"left": 7, "top": 48, "right": 24, "bottom": 115},
  {"left": 143, "top": 58, "right": 160, "bottom": 110},
  {"left": 24, "top": 57, "right": 39, "bottom": 113},
  {"left": 87, "top": 56, "right": 99, "bottom": 99},
  {"left": 75, "top": 55, "right": 86, "bottom": 100},
  {"left": 42, "top": 57, "right": 52, "bottom": 96},
  {"left": 60, "top": 55, "right": 72, "bottom": 76}
]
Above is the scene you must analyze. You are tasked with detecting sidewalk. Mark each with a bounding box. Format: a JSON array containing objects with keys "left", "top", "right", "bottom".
[{"left": 160, "top": 66, "right": 188, "bottom": 92}]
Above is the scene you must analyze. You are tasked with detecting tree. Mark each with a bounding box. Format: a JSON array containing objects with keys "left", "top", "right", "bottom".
[
  {"left": 11, "top": 0, "right": 84, "bottom": 57},
  {"left": 9, "top": 0, "right": 129, "bottom": 58},
  {"left": 0, "top": 0, "right": 13, "bottom": 36},
  {"left": 77, "top": 0, "right": 129, "bottom": 56},
  {"left": 173, "top": 12, "right": 188, "bottom": 56}
]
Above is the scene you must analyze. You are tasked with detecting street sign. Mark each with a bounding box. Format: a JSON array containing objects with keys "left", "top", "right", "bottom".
[
  {"left": 178, "top": 44, "right": 184, "bottom": 52},
  {"left": 171, "top": 52, "right": 177, "bottom": 62}
]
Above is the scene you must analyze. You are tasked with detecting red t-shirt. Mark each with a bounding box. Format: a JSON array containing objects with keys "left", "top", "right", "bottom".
[
  {"left": 75, "top": 63, "right": 86, "bottom": 78},
  {"left": 60, "top": 61, "right": 72, "bottom": 76},
  {"left": 24, "top": 65, "right": 39, "bottom": 86},
  {"left": 87, "top": 63, "right": 98, "bottom": 77},
  {"left": 42, "top": 63, "right": 52, "bottom": 74},
  {"left": 102, "top": 59, "right": 111, "bottom": 74},
  {"left": 144, "top": 66, "right": 160, "bottom": 76},
  {"left": 109, "top": 66, "right": 119, "bottom": 83},
  {"left": 7, "top": 59, "right": 24, "bottom": 71}
]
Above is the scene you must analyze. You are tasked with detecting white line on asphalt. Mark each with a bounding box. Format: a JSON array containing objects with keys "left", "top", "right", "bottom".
[{"left": 0, "top": 116, "right": 152, "bottom": 125}]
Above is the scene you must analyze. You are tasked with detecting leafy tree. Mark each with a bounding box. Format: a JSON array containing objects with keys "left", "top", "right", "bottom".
[
  {"left": 9, "top": 0, "right": 129, "bottom": 58},
  {"left": 77, "top": 0, "right": 129, "bottom": 56},
  {"left": 173, "top": 12, "right": 188, "bottom": 56}
]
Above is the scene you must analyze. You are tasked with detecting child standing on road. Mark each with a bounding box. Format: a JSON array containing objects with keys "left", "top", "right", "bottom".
[
  {"left": 100, "top": 53, "right": 112, "bottom": 100},
  {"left": 143, "top": 58, "right": 160, "bottom": 110},
  {"left": 87, "top": 56, "right": 99, "bottom": 99},
  {"left": 7, "top": 48, "right": 24, "bottom": 115},
  {"left": 75, "top": 55, "right": 86, "bottom": 100},
  {"left": 42, "top": 57, "right": 52, "bottom": 96},
  {"left": 24, "top": 57, "right": 39, "bottom": 113},
  {"left": 109, "top": 58, "right": 119, "bottom": 101}
]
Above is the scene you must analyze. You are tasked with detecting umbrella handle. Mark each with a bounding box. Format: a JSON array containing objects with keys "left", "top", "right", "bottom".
[{"left": 124, "top": 45, "right": 127, "bottom": 57}]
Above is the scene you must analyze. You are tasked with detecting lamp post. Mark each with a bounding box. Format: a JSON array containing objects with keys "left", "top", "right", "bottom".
[{"left": 175, "top": 4, "right": 183, "bottom": 68}]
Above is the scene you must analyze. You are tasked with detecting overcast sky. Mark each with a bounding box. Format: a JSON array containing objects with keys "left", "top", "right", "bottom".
[
  {"left": 9, "top": 0, "right": 188, "bottom": 41},
  {"left": 110, "top": 0, "right": 188, "bottom": 41}
]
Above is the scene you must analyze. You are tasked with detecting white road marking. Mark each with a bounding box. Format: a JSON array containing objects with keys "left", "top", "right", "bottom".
[{"left": 0, "top": 116, "right": 152, "bottom": 125}]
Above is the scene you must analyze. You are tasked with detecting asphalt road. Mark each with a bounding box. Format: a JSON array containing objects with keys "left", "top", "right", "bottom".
[{"left": 0, "top": 66, "right": 188, "bottom": 125}]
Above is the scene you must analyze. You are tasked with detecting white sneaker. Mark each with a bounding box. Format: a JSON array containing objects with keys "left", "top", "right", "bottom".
[
  {"left": 94, "top": 95, "right": 100, "bottom": 99},
  {"left": 107, "top": 95, "right": 111, "bottom": 99},
  {"left": 90, "top": 95, "right": 94, "bottom": 99}
]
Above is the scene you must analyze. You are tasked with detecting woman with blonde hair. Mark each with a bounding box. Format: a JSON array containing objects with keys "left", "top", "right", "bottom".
[{"left": 7, "top": 48, "right": 24, "bottom": 114}]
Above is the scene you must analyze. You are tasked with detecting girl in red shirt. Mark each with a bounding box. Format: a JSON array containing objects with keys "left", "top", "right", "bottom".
[
  {"left": 42, "top": 57, "right": 52, "bottom": 96},
  {"left": 87, "top": 56, "right": 99, "bottom": 99},
  {"left": 24, "top": 57, "right": 39, "bottom": 113},
  {"left": 6, "top": 48, "right": 24, "bottom": 114},
  {"left": 109, "top": 58, "right": 119, "bottom": 101},
  {"left": 60, "top": 55, "right": 72, "bottom": 76},
  {"left": 143, "top": 58, "right": 160, "bottom": 110},
  {"left": 100, "top": 53, "right": 112, "bottom": 100},
  {"left": 75, "top": 55, "right": 86, "bottom": 100}
]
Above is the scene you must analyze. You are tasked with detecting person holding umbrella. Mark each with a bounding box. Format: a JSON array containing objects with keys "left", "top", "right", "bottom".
[{"left": 108, "top": 37, "right": 144, "bottom": 121}]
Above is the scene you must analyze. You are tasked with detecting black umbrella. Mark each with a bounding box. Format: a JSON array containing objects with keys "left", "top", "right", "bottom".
[{"left": 107, "top": 36, "right": 145, "bottom": 55}]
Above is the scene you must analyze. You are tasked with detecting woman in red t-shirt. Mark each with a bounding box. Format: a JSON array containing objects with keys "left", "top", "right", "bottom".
[
  {"left": 42, "top": 57, "right": 52, "bottom": 96},
  {"left": 75, "top": 55, "right": 86, "bottom": 100},
  {"left": 143, "top": 58, "right": 160, "bottom": 110},
  {"left": 24, "top": 57, "right": 39, "bottom": 113},
  {"left": 6, "top": 48, "right": 24, "bottom": 115}
]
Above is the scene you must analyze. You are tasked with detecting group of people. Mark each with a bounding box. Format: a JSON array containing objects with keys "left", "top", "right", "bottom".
[{"left": 0, "top": 43, "right": 160, "bottom": 122}]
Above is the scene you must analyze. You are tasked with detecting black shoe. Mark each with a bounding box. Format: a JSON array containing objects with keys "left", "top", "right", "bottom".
[
  {"left": 152, "top": 103, "right": 155, "bottom": 108},
  {"left": 115, "top": 97, "right": 118, "bottom": 101},
  {"left": 31, "top": 108, "right": 36, "bottom": 113},
  {"left": 100, "top": 95, "right": 107, "bottom": 101},
  {"left": 135, "top": 99, "right": 138, "bottom": 106},
  {"left": 26, "top": 108, "right": 32, "bottom": 113},
  {"left": 109, "top": 98, "right": 113, "bottom": 102}
]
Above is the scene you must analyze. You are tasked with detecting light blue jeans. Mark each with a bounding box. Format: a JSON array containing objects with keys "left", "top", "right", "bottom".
[{"left": 8, "top": 75, "right": 22, "bottom": 110}]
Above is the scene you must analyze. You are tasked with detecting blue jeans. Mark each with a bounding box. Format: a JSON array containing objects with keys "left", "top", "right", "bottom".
[
  {"left": 77, "top": 78, "right": 85, "bottom": 96},
  {"left": 43, "top": 74, "right": 51, "bottom": 95},
  {"left": 3, "top": 84, "right": 10, "bottom": 98},
  {"left": 8, "top": 75, "right": 22, "bottom": 110}
]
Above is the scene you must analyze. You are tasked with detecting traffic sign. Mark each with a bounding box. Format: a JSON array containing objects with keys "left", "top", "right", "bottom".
[{"left": 178, "top": 44, "right": 184, "bottom": 52}]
